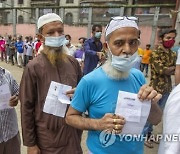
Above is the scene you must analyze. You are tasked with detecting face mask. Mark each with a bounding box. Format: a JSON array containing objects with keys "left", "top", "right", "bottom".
[
  {"left": 77, "top": 43, "right": 82, "bottom": 48},
  {"left": 44, "top": 35, "right": 66, "bottom": 47},
  {"left": 163, "top": 39, "right": 175, "bottom": 49},
  {"left": 64, "top": 39, "right": 70, "bottom": 45},
  {"left": 95, "top": 32, "right": 102, "bottom": 39},
  {"left": 107, "top": 43, "right": 138, "bottom": 72},
  {"left": 35, "top": 38, "right": 38, "bottom": 41}
]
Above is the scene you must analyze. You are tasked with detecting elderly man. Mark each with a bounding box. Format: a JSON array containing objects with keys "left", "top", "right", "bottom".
[
  {"left": 66, "top": 16, "right": 162, "bottom": 154},
  {"left": 19, "top": 13, "right": 82, "bottom": 154},
  {"left": 0, "top": 67, "right": 20, "bottom": 154}
]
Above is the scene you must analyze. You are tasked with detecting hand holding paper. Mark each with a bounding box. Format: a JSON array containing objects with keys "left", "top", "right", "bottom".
[{"left": 115, "top": 91, "right": 151, "bottom": 135}]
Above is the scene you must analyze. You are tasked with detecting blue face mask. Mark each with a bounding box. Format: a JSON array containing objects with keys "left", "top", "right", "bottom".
[
  {"left": 107, "top": 43, "right": 138, "bottom": 72},
  {"left": 44, "top": 35, "right": 66, "bottom": 47},
  {"left": 95, "top": 32, "right": 102, "bottom": 39}
]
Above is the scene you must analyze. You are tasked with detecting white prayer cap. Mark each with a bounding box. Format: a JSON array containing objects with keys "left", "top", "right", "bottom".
[
  {"left": 37, "top": 13, "right": 63, "bottom": 29},
  {"left": 105, "top": 16, "right": 139, "bottom": 37}
]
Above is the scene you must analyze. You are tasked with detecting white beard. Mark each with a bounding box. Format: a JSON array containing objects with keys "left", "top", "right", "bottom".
[{"left": 102, "top": 58, "right": 129, "bottom": 80}]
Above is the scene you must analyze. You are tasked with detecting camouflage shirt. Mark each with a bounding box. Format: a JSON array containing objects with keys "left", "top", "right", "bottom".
[{"left": 149, "top": 45, "right": 176, "bottom": 94}]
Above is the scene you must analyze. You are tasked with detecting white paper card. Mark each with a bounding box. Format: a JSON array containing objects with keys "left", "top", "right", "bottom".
[
  {"left": 115, "top": 91, "right": 151, "bottom": 135},
  {"left": 0, "top": 83, "right": 11, "bottom": 110},
  {"left": 43, "top": 81, "right": 72, "bottom": 118}
]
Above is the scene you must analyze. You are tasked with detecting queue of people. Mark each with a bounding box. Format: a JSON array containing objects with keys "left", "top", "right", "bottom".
[{"left": 0, "top": 12, "right": 179, "bottom": 154}]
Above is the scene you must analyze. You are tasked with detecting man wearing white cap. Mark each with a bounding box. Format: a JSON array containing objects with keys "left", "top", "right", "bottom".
[
  {"left": 19, "top": 13, "right": 83, "bottom": 154},
  {"left": 66, "top": 16, "right": 162, "bottom": 154}
]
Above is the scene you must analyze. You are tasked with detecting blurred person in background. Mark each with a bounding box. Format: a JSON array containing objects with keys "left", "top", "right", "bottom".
[
  {"left": 0, "top": 36, "right": 6, "bottom": 62},
  {"left": 83, "top": 24, "right": 104, "bottom": 75},
  {"left": 144, "top": 28, "right": 177, "bottom": 148},
  {"left": 65, "top": 34, "right": 76, "bottom": 56},
  {"left": 15, "top": 36, "right": 24, "bottom": 68},
  {"left": 140, "top": 44, "right": 152, "bottom": 77}
]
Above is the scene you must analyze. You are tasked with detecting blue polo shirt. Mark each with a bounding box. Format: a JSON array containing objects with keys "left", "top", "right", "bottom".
[
  {"left": 15, "top": 41, "right": 24, "bottom": 53},
  {"left": 83, "top": 37, "right": 102, "bottom": 75},
  {"left": 71, "top": 67, "right": 146, "bottom": 154}
]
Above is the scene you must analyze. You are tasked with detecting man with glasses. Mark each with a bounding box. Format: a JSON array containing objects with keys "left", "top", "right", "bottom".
[{"left": 66, "top": 16, "right": 162, "bottom": 154}]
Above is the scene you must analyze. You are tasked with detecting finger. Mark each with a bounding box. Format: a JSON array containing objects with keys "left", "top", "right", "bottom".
[
  {"left": 146, "top": 90, "right": 158, "bottom": 100},
  {"left": 9, "top": 95, "right": 17, "bottom": 101},
  {"left": 114, "top": 114, "right": 125, "bottom": 120},
  {"left": 112, "top": 118, "right": 125, "bottom": 125},
  {"left": 138, "top": 86, "right": 154, "bottom": 101},
  {"left": 152, "top": 93, "right": 162, "bottom": 104},
  {"left": 112, "top": 129, "right": 122, "bottom": 134},
  {"left": 138, "top": 84, "right": 148, "bottom": 98},
  {"left": 66, "top": 94, "right": 73, "bottom": 98},
  {"left": 66, "top": 88, "right": 75, "bottom": 95},
  {"left": 114, "top": 124, "right": 124, "bottom": 130}
]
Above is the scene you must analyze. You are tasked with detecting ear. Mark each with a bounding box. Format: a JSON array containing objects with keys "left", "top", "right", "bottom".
[
  {"left": 103, "top": 42, "right": 109, "bottom": 53},
  {"left": 38, "top": 34, "right": 44, "bottom": 43}
]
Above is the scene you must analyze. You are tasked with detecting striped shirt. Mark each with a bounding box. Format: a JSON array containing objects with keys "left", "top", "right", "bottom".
[{"left": 0, "top": 67, "right": 19, "bottom": 143}]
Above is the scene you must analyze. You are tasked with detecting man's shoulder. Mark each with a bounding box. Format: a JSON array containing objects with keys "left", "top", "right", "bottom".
[
  {"left": 83, "top": 68, "right": 104, "bottom": 82},
  {"left": 26, "top": 54, "right": 45, "bottom": 67}
]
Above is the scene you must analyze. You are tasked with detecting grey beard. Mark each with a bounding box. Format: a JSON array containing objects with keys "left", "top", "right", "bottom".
[{"left": 102, "top": 58, "right": 129, "bottom": 80}]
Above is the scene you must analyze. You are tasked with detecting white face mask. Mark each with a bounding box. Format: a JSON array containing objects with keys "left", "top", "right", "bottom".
[
  {"left": 64, "top": 39, "right": 70, "bottom": 45},
  {"left": 95, "top": 32, "right": 102, "bottom": 39},
  {"left": 107, "top": 43, "right": 138, "bottom": 72},
  {"left": 44, "top": 35, "right": 66, "bottom": 47}
]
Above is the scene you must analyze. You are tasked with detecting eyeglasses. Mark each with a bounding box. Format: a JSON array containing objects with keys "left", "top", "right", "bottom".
[
  {"left": 105, "top": 16, "right": 139, "bottom": 34},
  {"left": 110, "top": 16, "right": 138, "bottom": 22}
]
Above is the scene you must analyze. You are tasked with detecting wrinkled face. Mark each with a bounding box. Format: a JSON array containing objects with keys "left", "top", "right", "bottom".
[
  {"left": 107, "top": 27, "right": 140, "bottom": 56},
  {"left": 163, "top": 32, "right": 176, "bottom": 42},
  {"left": 40, "top": 21, "right": 64, "bottom": 42}
]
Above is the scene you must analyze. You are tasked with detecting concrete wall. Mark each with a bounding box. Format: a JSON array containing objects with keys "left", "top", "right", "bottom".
[{"left": 0, "top": 24, "right": 157, "bottom": 49}]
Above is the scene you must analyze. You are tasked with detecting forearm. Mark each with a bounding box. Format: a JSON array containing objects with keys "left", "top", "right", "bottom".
[
  {"left": 148, "top": 102, "right": 162, "bottom": 125},
  {"left": 175, "top": 65, "right": 180, "bottom": 85},
  {"left": 66, "top": 114, "right": 100, "bottom": 131}
]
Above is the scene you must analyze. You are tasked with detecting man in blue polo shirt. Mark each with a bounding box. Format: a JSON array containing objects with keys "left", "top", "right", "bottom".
[
  {"left": 15, "top": 36, "right": 24, "bottom": 67},
  {"left": 66, "top": 16, "right": 162, "bottom": 154},
  {"left": 83, "top": 24, "right": 104, "bottom": 75}
]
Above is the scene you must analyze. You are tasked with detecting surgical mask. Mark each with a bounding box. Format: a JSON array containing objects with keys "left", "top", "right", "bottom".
[
  {"left": 77, "top": 43, "right": 82, "bottom": 48},
  {"left": 107, "top": 44, "right": 138, "bottom": 72},
  {"left": 163, "top": 39, "right": 175, "bottom": 49},
  {"left": 95, "top": 32, "right": 102, "bottom": 39},
  {"left": 64, "top": 39, "right": 70, "bottom": 45},
  {"left": 44, "top": 35, "right": 66, "bottom": 47}
]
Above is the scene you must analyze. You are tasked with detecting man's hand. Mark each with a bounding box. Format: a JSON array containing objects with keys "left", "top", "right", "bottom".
[
  {"left": 27, "top": 145, "right": 41, "bottom": 154},
  {"left": 97, "top": 52, "right": 105, "bottom": 60},
  {"left": 66, "top": 88, "right": 76, "bottom": 99},
  {"left": 138, "top": 84, "right": 162, "bottom": 104},
  {"left": 9, "top": 95, "right": 19, "bottom": 107},
  {"left": 138, "top": 84, "right": 162, "bottom": 125},
  {"left": 164, "top": 66, "right": 175, "bottom": 75},
  {"left": 97, "top": 113, "right": 125, "bottom": 134}
]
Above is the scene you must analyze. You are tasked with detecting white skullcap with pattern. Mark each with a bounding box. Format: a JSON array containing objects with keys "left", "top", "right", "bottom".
[
  {"left": 37, "top": 13, "right": 63, "bottom": 29},
  {"left": 105, "top": 16, "right": 139, "bottom": 36}
]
